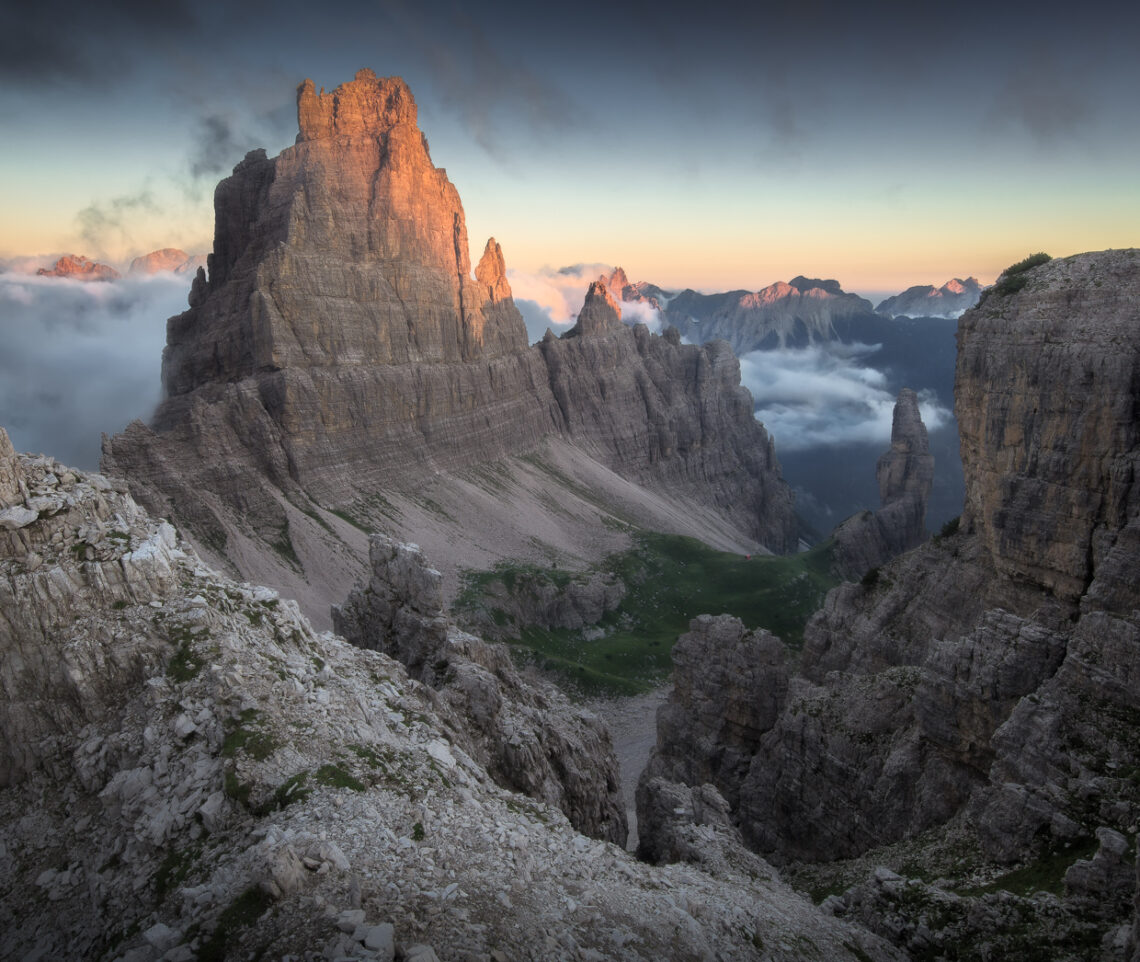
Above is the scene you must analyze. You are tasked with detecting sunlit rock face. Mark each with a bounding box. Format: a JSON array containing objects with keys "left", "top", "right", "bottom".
[
  {"left": 35, "top": 254, "right": 120, "bottom": 281},
  {"left": 104, "top": 68, "right": 796, "bottom": 623}
]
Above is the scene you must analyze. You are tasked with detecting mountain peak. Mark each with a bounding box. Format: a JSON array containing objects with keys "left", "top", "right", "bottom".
[
  {"left": 475, "top": 237, "right": 512, "bottom": 304},
  {"left": 297, "top": 70, "right": 417, "bottom": 142},
  {"left": 567, "top": 279, "right": 622, "bottom": 337}
]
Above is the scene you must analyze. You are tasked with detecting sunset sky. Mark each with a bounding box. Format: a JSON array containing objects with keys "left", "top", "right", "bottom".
[{"left": 2, "top": 0, "right": 1137, "bottom": 298}]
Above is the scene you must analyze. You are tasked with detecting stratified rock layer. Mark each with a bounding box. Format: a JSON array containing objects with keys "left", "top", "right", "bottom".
[
  {"left": 637, "top": 250, "right": 1140, "bottom": 953},
  {"left": 833, "top": 387, "right": 934, "bottom": 577},
  {"left": 104, "top": 70, "right": 795, "bottom": 619}
]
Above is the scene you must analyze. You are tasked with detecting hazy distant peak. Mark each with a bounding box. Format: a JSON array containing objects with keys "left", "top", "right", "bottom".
[{"left": 875, "top": 277, "right": 983, "bottom": 318}]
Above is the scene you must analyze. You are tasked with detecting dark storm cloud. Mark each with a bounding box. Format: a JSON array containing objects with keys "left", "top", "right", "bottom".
[
  {"left": 0, "top": 0, "right": 198, "bottom": 85},
  {"left": 0, "top": 272, "right": 188, "bottom": 470}
]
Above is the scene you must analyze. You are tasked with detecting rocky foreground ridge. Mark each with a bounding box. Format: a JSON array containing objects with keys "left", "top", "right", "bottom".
[
  {"left": 103, "top": 69, "right": 795, "bottom": 625},
  {"left": 0, "top": 427, "right": 897, "bottom": 961},
  {"left": 638, "top": 249, "right": 1140, "bottom": 959}
]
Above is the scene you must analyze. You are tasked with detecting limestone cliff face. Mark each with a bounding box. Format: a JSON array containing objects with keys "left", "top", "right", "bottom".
[
  {"left": 957, "top": 249, "right": 1140, "bottom": 607},
  {"left": 104, "top": 69, "right": 795, "bottom": 618},
  {"left": 833, "top": 387, "right": 934, "bottom": 578},
  {"left": 637, "top": 251, "right": 1140, "bottom": 938}
]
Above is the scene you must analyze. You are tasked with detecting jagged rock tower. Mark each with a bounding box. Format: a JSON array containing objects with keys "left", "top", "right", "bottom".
[
  {"left": 104, "top": 69, "right": 795, "bottom": 621},
  {"left": 832, "top": 387, "right": 934, "bottom": 577}
]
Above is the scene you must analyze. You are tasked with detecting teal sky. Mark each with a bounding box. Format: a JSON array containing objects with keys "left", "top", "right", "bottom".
[{"left": 2, "top": 0, "right": 1137, "bottom": 295}]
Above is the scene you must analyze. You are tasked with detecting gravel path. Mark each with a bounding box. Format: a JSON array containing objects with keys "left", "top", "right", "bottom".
[{"left": 585, "top": 685, "right": 672, "bottom": 851}]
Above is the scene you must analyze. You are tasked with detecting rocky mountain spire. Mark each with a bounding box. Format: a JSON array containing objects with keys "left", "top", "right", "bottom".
[
  {"left": 832, "top": 387, "right": 934, "bottom": 578},
  {"left": 104, "top": 69, "right": 797, "bottom": 621},
  {"left": 566, "top": 279, "right": 623, "bottom": 337},
  {"left": 876, "top": 387, "right": 934, "bottom": 516}
]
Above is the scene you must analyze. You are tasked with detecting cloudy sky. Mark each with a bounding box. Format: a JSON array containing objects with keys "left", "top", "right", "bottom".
[{"left": 2, "top": 0, "right": 1137, "bottom": 297}]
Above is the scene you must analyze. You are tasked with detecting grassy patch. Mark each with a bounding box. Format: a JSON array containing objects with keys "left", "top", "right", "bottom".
[
  {"left": 166, "top": 641, "right": 204, "bottom": 683},
  {"left": 958, "top": 835, "right": 1097, "bottom": 897},
  {"left": 270, "top": 520, "right": 301, "bottom": 569},
  {"left": 315, "top": 763, "right": 366, "bottom": 792},
  {"left": 221, "top": 710, "right": 278, "bottom": 761},
  {"left": 196, "top": 887, "right": 273, "bottom": 962},
  {"left": 154, "top": 842, "right": 202, "bottom": 900},
  {"left": 460, "top": 532, "right": 837, "bottom": 695}
]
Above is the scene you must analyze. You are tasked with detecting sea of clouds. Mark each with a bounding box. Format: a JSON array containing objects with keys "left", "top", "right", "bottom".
[
  {"left": 739, "top": 343, "right": 952, "bottom": 451},
  {"left": 0, "top": 269, "right": 189, "bottom": 470}
]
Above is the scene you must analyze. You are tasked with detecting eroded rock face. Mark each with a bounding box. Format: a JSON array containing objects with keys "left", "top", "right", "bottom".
[
  {"left": 0, "top": 435, "right": 897, "bottom": 962},
  {"left": 104, "top": 69, "right": 796, "bottom": 617},
  {"left": 333, "top": 535, "right": 628, "bottom": 845},
  {"left": 833, "top": 387, "right": 934, "bottom": 578},
  {"left": 957, "top": 249, "right": 1140, "bottom": 606},
  {"left": 637, "top": 250, "right": 1140, "bottom": 951}
]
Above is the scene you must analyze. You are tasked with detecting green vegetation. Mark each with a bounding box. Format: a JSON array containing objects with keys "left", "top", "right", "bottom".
[
  {"left": 221, "top": 709, "right": 278, "bottom": 761},
  {"left": 457, "top": 532, "right": 838, "bottom": 695},
  {"left": 270, "top": 520, "right": 302, "bottom": 569},
  {"left": 315, "top": 763, "right": 366, "bottom": 792},
  {"left": 990, "top": 252, "right": 1052, "bottom": 298},
  {"left": 166, "top": 641, "right": 204, "bottom": 683},
  {"left": 937, "top": 515, "right": 961, "bottom": 540},
  {"left": 412, "top": 821, "right": 425, "bottom": 841},
  {"left": 196, "top": 886, "right": 274, "bottom": 962},
  {"left": 154, "top": 843, "right": 202, "bottom": 900},
  {"left": 958, "top": 835, "right": 1098, "bottom": 898}
]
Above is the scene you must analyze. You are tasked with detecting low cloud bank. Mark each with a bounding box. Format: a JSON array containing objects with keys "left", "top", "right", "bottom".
[
  {"left": 0, "top": 271, "right": 188, "bottom": 470},
  {"left": 740, "top": 343, "right": 951, "bottom": 451},
  {"left": 507, "top": 264, "right": 665, "bottom": 342}
]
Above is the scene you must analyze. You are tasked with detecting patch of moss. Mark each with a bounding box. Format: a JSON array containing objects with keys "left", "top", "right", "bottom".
[
  {"left": 315, "top": 763, "right": 366, "bottom": 792},
  {"left": 166, "top": 641, "right": 203, "bottom": 683},
  {"left": 196, "top": 886, "right": 274, "bottom": 962},
  {"left": 221, "top": 710, "right": 278, "bottom": 761}
]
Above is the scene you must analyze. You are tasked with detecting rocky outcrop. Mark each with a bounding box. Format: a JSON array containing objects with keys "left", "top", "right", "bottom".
[
  {"left": 0, "top": 430, "right": 899, "bottom": 962},
  {"left": 637, "top": 250, "right": 1140, "bottom": 953},
  {"left": 35, "top": 254, "right": 120, "bottom": 281},
  {"left": 332, "top": 535, "right": 627, "bottom": 844},
  {"left": 875, "top": 277, "right": 983, "bottom": 318},
  {"left": 104, "top": 69, "right": 795, "bottom": 621},
  {"left": 832, "top": 387, "right": 934, "bottom": 577}
]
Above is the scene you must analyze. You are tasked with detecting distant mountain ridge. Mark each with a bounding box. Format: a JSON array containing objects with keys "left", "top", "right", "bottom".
[{"left": 875, "top": 276, "right": 983, "bottom": 317}]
